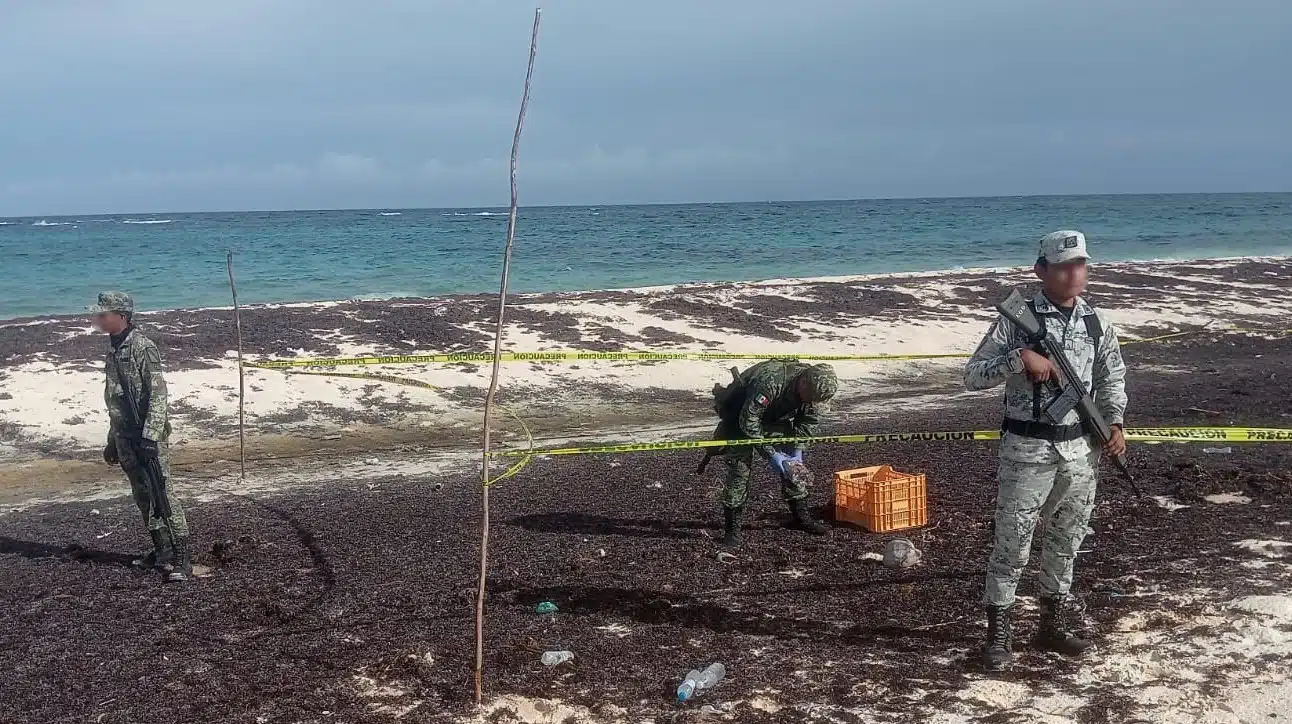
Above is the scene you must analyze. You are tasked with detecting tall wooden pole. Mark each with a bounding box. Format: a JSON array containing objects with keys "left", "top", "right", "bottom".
[
  {"left": 226, "top": 252, "right": 246, "bottom": 481},
  {"left": 475, "top": 7, "right": 542, "bottom": 705}
]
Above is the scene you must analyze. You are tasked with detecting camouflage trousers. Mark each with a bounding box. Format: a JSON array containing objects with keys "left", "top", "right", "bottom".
[
  {"left": 982, "top": 447, "right": 1098, "bottom": 607},
  {"left": 113, "top": 437, "right": 190, "bottom": 538},
  {"left": 720, "top": 422, "right": 809, "bottom": 509}
]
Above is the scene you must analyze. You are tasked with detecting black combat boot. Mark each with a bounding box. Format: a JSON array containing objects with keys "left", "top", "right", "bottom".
[
  {"left": 133, "top": 529, "right": 172, "bottom": 570},
  {"left": 787, "top": 499, "right": 829, "bottom": 536},
  {"left": 1036, "top": 596, "right": 1091, "bottom": 656},
  {"left": 166, "top": 537, "right": 193, "bottom": 583},
  {"left": 721, "top": 506, "right": 743, "bottom": 548},
  {"left": 982, "top": 604, "right": 1015, "bottom": 671}
]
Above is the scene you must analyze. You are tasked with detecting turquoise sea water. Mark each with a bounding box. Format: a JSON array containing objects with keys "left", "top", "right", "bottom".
[{"left": 1, "top": 193, "right": 1290, "bottom": 320}]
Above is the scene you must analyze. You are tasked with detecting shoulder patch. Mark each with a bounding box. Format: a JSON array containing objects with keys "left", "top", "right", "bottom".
[{"left": 755, "top": 393, "right": 770, "bottom": 406}]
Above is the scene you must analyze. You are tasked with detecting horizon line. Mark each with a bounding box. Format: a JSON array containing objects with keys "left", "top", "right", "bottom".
[{"left": 3, "top": 189, "right": 1291, "bottom": 221}]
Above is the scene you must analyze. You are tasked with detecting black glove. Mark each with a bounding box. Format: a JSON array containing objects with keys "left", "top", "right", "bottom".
[
  {"left": 138, "top": 438, "right": 160, "bottom": 461},
  {"left": 103, "top": 443, "right": 120, "bottom": 465}
]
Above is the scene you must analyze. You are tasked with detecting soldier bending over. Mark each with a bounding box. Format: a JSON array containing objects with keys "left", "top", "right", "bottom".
[{"left": 708, "top": 360, "right": 838, "bottom": 547}]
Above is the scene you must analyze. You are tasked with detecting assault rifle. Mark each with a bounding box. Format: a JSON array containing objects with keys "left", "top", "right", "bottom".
[
  {"left": 697, "top": 367, "right": 743, "bottom": 474},
  {"left": 997, "top": 290, "right": 1139, "bottom": 495}
]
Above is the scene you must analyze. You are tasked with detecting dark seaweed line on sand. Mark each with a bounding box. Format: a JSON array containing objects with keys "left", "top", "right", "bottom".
[{"left": 2, "top": 259, "right": 1288, "bottom": 373}]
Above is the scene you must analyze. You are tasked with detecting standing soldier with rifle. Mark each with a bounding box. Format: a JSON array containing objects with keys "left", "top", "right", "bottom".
[
  {"left": 91, "top": 292, "right": 193, "bottom": 583},
  {"left": 964, "top": 231, "right": 1128, "bottom": 671}
]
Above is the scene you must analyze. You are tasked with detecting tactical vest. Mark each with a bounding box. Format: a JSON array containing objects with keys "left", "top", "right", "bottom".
[{"left": 1021, "top": 299, "right": 1102, "bottom": 425}]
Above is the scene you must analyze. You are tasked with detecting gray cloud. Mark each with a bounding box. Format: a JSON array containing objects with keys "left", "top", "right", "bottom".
[{"left": 2, "top": 0, "right": 1289, "bottom": 215}]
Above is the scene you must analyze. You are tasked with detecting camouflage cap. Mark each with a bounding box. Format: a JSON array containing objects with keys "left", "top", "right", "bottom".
[
  {"left": 803, "top": 363, "right": 838, "bottom": 401},
  {"left": 88, "top": 291, "right": 134, "bottom": 315},
  {"left": 1037, "top": 230, "right": 1090, "bottom": 265}
]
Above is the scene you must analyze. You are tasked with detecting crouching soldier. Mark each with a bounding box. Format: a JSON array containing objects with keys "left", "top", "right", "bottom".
[
  {"left": 964, "top": 231, "right": 1128, "bottom": 670},
  {"left": 704, "top": 360, "right": 838, "bottom": 547}
]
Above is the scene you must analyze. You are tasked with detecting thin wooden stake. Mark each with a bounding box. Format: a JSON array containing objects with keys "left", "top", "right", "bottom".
[
  {"left": 226, "top": 251, "right": 247, "bottom": 481},
  {"left": 475, "top": 8, "right": 542, "bottom": 706}
]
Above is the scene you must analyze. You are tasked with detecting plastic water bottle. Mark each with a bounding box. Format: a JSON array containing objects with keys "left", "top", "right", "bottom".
[
  {"left": 540, "top": 650, "right": 574, "bottom": 666},
  {"left": 676, "top": 663, "right": 725, "bottom": 703}
]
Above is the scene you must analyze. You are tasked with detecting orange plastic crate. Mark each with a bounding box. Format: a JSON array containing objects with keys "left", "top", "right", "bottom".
[{"left": 834, "top": 465, "right": 928, "bottom": 533}]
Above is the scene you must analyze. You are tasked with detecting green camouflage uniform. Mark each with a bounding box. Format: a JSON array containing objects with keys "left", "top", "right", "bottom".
[
  {"left": 965, "top": 292, "right": 1126, "bottom": 607},
  {"left": 98, "top": 294, "right": 189, "bottom": 539},
  {"left": 717, "top": 360, "right": 829, "bottom": 509}
]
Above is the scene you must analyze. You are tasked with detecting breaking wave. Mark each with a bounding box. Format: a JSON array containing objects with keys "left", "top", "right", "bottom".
[
  {"left": 348, "top": 292, "right": 417, "bottom": 301},
  {"left": 122, "top": 219, "right": 175, "bottom": 225}
]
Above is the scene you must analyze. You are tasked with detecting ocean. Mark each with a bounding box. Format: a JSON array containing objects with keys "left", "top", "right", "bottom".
[{"left": 1, "top": 193, "right": 1290, "bottom": 320}]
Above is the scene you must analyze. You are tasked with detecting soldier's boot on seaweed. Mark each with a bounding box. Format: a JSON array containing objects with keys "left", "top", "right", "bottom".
[
  {"left": 982, "top": 604, "right": 1015, "bottom": 671},
  {"left": 133, "top": 529, "right": 171, "bottom": 570},
  {"left": 164, "top": 537, "right": 193, "bottom": 583},
  {"left": 787, "top": 499, "right": 829, "bottom": 536},
  {"left": 1035, "top": 596, "right": 1091, "bottom": 657},
  {"left": 721, "top": 506, "right": 743, "bottom": 548}
]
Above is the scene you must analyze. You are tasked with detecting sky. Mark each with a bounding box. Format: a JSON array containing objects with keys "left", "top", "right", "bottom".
[{"left": 1, "top": 0, "right": 1290, "bottom": 216}]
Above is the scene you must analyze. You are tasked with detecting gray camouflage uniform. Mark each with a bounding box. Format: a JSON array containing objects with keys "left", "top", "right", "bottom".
[
  {"left": 96, "top": 293, "right": 190, "bottom": 539},
  {"left": 965, "top": 292, "right": 1127, "bottom": 606}
]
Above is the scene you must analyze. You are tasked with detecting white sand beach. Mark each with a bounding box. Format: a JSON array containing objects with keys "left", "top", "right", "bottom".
[{"left": 2, "top": 257, "right": 1289, "bottom": 466}]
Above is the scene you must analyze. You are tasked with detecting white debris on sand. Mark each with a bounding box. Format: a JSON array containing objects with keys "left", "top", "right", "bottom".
[
  {"left": 1205, "top": 492, "right": 1253, "bottom": 505},
  {"left": 471, "top": 696, "right": 621, "bottom": 724},
  {"left": 883, "top": 538, "right": 923, "bottom": 568},
  {"left": 955, "top": 679, "right": 1031, "bottom": 710},
  {"left": 1235, "top": 539, "right": 1292, "bottom": 558},
  {"left": 1153, "top": 495, "right": 1191, "bottom": 512},
  {"left": 594, "top": 622, "right": 633, "bottom": 638},
  {"left": 351, "top": 673, "right": 423, "bottom": 719}
]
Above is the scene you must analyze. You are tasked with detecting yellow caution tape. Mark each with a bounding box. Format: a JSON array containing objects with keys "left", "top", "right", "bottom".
[
  {"left": 488, "top": 426, "right": 1292, "bottom": 458},
  {"left": 249, "top": 360, "right": 1292, "bottom": 491},
  {"left": 242, "top": 323, "right": 1270, "bottom": 370},
  {"left": 493, "top": 430, "right": 991, "bottom": 457},
  {"left": 1131, "top": 427, "right": 1292, "bottom": 442},
  {"left": 246, "top": 326, "right": 1292, "bottom": 488},
  {"left": 244, "top": 350, "right": 971, "bottom": 369}
]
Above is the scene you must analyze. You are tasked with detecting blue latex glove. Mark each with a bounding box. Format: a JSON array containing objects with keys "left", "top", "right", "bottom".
[
  {"left": 790, "top": 449, "right": 804, "bottom": 464},
  {"left": 769, "top": 452, "right": 791, "bottom": 477}
]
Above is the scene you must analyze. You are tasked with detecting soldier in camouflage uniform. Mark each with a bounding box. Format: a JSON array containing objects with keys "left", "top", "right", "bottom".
[
  {"left": 964, "top": 231, "right": 1127, "bottom": 670},
  {"left": 710, "top": 360, "right": 838, "bottom": 547},
  {"left": 90, "top": 292, "right": 192, "bottom": 583}
]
